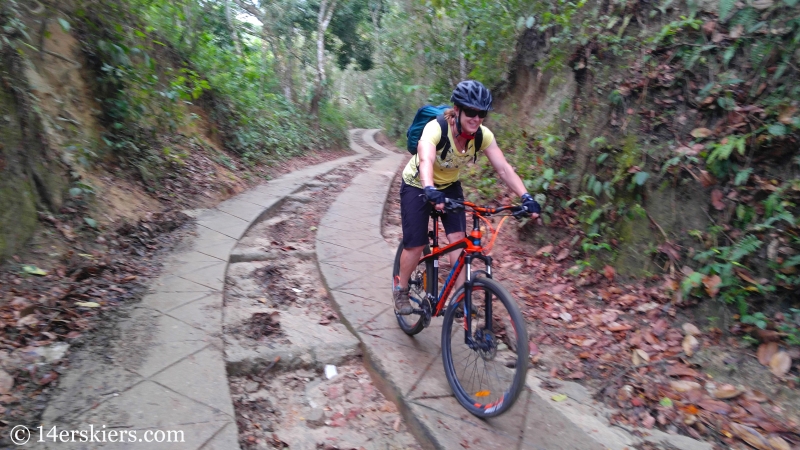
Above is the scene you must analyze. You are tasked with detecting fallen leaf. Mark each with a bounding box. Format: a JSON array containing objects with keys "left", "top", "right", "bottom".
[
  {"left": 536, "top": 245, "right": 554, "bottom": 256},
  {"left": 682, "top": 335, "right": 699, "bottom": 356},
  {"left": 778, "top": 105, "right": 797, "bottom": 125},
  {"left": 757, "top": 342, "right": 779, "bottom": 366},
  {"left": 75, "top": 301, "right": 101, "bottom": 308},
  {"left": 603, "top": 265, "right": 615, "bottom": 281},
  {"left": 659, "top": 397, "right": 673, "bottom": 408},
  {"left": 555, "top": 248, "right": 570, "bottom": 261},
  {"left": 632, "top": 348, "right": 650, "bottom": 365},
  {"left": 37, "top": 371, "right": 58, "bottom": 386},
  {"left": 682, "top": 323, "right": 701, "bottom": 336},
  {"left": 642, "top": 415, "right": 656, "bottom": 429},
  {"left": 691, "top": 127, "right": 713, "bottom": 139},
  {"left": 729, "top": 423, "right": 772, "bottom": 450},
  {"left": 699, "top": 170, "right": 717, "bottom": 187},
  {"left": 666, "top": 364, "right": 700, "bottom": 378},
  {"left": 769, "top": 352, "right": 791, "bottom": 377},
  {"left": 636, "top": 302, "right": 659, "bottom": 313},
  {"left": 669, "top": 380, "right": 701, "bottom": 392},
  {"left": 581, "top": 339, "right": 597, "bottom": 348},
  {"left": 551, "top": 393, "right": 568, "bottom": 402},
  {"left": 703, "top": 274, "right": 722, "bottom": 297},
  {"left": 711, "top": 190, "right": 725, "bottom": 210},
  {"left": 0, "top": 370, "right": 13, "bottom": 395},
  {"left": 712, "top": 384, "right": 743, "bottom": 399},
  {"left": 607, "top": 322, "right": 632, "bottom": 332},
  {"left": 529, "top": 342, "right": 539, "bottom": 356},
  {"left": 567, "top": 371, "right": 585, "bottom": 379},
  {"left": 697, "top": 399, "right": 732, "bottom": 415},
  {"left": 22, "top": 265, "right": 47, "bottom": 276},
  {"left": 768, "top": 435, "right": 791, "bottom": 450}
]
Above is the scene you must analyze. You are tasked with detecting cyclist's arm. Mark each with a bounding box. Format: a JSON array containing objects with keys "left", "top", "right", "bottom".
[
  {"left": 417, "top": 140, "right": 437, "bottom": 188},
  {"left": 483, "top": 141, "right": 528, "bottom": 198}
]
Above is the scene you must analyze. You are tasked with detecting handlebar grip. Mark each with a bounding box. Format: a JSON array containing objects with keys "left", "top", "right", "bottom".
[{"left": 444, "top": 198, "right": 465, "bottom": 212}]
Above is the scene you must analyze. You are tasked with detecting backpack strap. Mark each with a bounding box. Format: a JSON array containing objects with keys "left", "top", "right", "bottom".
[
  {"left": 473, "top": 127, "right": 483, "bottom": 163},
  {"left": 435, "top": 115, "right": 451, "bottom": 160}
]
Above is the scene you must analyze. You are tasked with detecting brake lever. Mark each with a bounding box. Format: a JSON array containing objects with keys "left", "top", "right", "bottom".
[
  {"left": 512, "top": 207, "right": 528, "bottom": 221},
  {"left": 444, "top": 198, "right": 465, "bottom": 212}
]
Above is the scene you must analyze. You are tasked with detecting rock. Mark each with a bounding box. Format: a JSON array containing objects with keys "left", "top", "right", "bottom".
[
  {"left": 34, "top": 342, "right": 70, "bottom": 363},
  {"left": 305, "top": 408, "right": 325, "bottom": 428},
  {"left": 244, "top": 381, "right": 260, "bottom": 393}
]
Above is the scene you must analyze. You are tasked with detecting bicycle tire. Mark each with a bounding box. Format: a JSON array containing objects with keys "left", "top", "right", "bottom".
[
  {"left": 392, "top": 243, "right": 433, "bottom": 336},
  {"left": 441, "top": 277, "right": 528, "bottom": 417}
]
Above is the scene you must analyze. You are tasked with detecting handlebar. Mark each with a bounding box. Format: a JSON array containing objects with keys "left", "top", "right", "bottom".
[{"left": 439, "top": 198, "right": 529, "bottom": 218}]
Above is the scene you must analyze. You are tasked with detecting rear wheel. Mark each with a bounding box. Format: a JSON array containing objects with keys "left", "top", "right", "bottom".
[
  {"left": 392, "top": 243, "right": 434, "bottom": 336},
  {"left": 441, "top": 277, "right": 527, "bottom": 417}
]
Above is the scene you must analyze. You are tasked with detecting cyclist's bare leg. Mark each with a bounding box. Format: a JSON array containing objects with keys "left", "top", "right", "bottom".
[
  {"left": 398, "top": 245, "right": 425, "bottom": 289},
  {"left": 446, "top": 231, "right": 466, "bottom": 291}
]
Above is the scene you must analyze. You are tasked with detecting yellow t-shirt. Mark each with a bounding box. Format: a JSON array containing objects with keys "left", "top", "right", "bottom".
[{"left": 402, "top": 120, "right": 495, "bottom": 189}]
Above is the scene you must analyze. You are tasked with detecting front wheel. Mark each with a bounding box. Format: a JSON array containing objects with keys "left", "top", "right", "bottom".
[
  {"left": 442, "top": 277, "right": 528, "bottom": 417},
  {"left": 392, "top": 243, "right": 433, "bottom": 336}
]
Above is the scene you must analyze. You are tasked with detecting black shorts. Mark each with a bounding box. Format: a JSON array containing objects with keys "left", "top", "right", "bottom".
[{"left": 400, "top": 181, "right": 466, "bottom": 248}]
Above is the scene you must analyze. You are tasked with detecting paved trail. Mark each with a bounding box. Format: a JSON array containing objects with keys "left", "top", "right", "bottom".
[{"left": 40, "top": 129, "right": 704, "bottom": 449}]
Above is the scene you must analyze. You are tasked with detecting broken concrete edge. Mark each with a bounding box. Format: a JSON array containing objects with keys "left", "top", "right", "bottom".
[
  {"left": 229, "top": 249, "right": 315, "bottom": 264},
  {"left": 225, "top": 340, "right": 363, "bottom": 377}
]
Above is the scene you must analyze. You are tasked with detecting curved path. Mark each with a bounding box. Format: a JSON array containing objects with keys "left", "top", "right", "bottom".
[
  {"left": 41, "top": 129, "right": 706, "bottom": 450},
  {"left": 316, "top": 129, "right": 706, "bottom": 450}
]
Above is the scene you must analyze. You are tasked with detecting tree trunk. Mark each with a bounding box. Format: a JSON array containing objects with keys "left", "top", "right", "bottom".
[
  {"left": 225, "top": 0, "right": 243, "bottom": 57},
  {"left": 309, "top": 0, "right": 337, "bottom": 122}
]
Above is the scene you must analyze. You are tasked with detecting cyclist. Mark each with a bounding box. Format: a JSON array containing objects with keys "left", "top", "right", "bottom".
[{"left": 394, "top": 80, "right": 541, "bottom": 315}]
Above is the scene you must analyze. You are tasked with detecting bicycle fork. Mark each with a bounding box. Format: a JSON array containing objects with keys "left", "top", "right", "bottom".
[{"left": 459, "top": 253, "right": 495, "bottom": 352}]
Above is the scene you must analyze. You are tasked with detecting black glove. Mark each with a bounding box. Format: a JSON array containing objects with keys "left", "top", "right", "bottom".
[
  {"left": 423, "top": 186, "right": 445, "bottom": 205},
  {"left": 521, "top": 193, "right": 541, "bottom": 214}
]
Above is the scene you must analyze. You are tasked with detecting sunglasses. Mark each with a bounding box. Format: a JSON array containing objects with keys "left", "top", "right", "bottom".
[{"left": 461, "top": 108, "right": 488, "bottom": 119}]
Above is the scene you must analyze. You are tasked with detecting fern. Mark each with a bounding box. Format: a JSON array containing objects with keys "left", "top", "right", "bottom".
[
  {"left": 719, "top": 0, "right": 737, "bottom": 23},
  {"left": 729, "top": 235, "right": 762, "bottom": 262},
  {"left": 729, "top": 7, "right": 758, "bottom": 30},
  {"left": 750, "top": 41, "right": 774, "bottom": 68}
]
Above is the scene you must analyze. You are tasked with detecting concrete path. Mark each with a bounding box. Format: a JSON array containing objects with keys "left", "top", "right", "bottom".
[
  {"left": 39, "top": 128, "right": 707, "bottom": 450},
  {"left": 316, "top": 130, "right": 708, "bottom": 450},
  {"left": 41, "top": 140, "right": 371, "bottom": 449}
]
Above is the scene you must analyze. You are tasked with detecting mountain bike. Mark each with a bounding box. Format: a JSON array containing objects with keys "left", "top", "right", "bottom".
[{"left": 391, "top": 198, "right": 529, "bottom": 417}]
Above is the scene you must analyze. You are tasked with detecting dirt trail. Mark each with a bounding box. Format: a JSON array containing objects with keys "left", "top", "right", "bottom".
[{"left": 225, "top": 150, "right": 421, "bottom": 449}]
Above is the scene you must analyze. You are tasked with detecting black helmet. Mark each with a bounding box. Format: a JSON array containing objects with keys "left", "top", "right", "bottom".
[{"left": 451, "top": 80, "right": 493, "bottom": 111}]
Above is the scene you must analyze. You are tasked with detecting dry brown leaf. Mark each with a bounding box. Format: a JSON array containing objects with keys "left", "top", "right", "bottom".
[
  {"left": 691, "top": 127, "right": 713, "bottom": 139},
  {"left": 682, "top": 323, "right": 701, "bottom": 336},
  {"left": 632, "top": 348, "right": 650, "bottom": 365},
  {"left": 604, "top": 265, "right": 616, "bottom": 281},
  {"left": 607, "top": 322, "right": 632, "bottom": 332},
  {"left": 555, "top": 248, "right": 570, "bottom": 261},
  {"left": 682, "top": 335, "right": 699, "bottom": 356},
  {"left": 697, "top": 399, "right": 732, "bottom": 415},
  {"left": 536, "top": 245, "right": 554, "bottom": 256},
  {"left": 757, "top": 342, "right": 779, "bottom": 366},
  {"left": 712, "top": 384, "right": 743, "bottom": 399},
  {"left": 768, "top": 435, "right": 791, "bottom": 450},
  {"left": 711, "top": 189, "right": 725, "bottom": 210},
  {"left": 730, "top": 24, "right": 744, "bottom": 39},
  {"left": 769, "top": 352, "right": 792, "bottom": 377},
  {"left": 729, "top": 423, "right": 772, "bottom": 450},
  {"left": 703, "top": 274, "right": 722, "bottom": 297},
  {"left": 0, "top": 370, "right": 13, "bottom": 395},
  {"left": 699, "top": 170, "right": 717, "bottom": 187},
  {"left": 669, "top": 380, "right": 701, "bottom": 392},
  {"left": 778, "top": 105, "right": 797, "bottom": 125}
]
